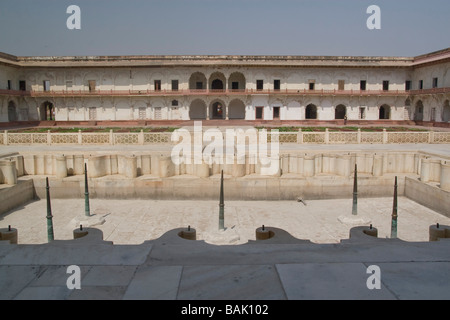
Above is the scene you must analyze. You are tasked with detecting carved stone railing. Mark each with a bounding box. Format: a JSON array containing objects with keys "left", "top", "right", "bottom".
[{"left": 1, "top": 130, "right": 449, "bottom": 145}]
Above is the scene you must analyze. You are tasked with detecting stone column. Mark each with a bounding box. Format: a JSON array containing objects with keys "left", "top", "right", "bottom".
[
  {"left": 232, "top": 155, "right": 246, "bottom": 177},
  {"left": 73, "top": 155, "right": 85, "bottom": 175},
  {"left": 440, "top": 161, "right": 450, "bottom": 191},
  {"left": 0, "top": 160, "right": 17, "bottom": 185},
  {"left": 420, "top": 158, "right": 431, "bottom": 183},
  {"left": 159, "top": 155, "right": 175, "bottom": 178},
  {"left": 373, "top": 154, "right": 384, "bottom": 177},
  {"left": 55, "top": 155, "right": 68, "bottom": 179},
  {"left": 124, "top": 156, "right": 137, "bottom": 179},
  {"left": 303, "top": 155, "right": 315, "bottom": 177}
]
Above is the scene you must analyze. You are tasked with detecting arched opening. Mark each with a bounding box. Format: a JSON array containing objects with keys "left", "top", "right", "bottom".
[
  {"left": 335, "top": 104, "right": 346, "bottom": 119},
  {"left": 7, "top": 101, "right": 17, "bottom": 122},
  {"left": 209, "top": 72, "right": 226, "bottom": 91},
  {"left": 305, "top": 104, "right": 317, "bottom": 119},
  {"left": 442, "top": 100, "right": 450, "bottom": 122},
  {"left": 189, "top": 72, "right": 207, "bottom": 90},
  {"left": 211, "top": 79, "right": 224, "bottom": 90},
  {"left": 40, "top": 101, "right": 55, "bottom": 121},
  {"left": 379, "top": 104, "right": 391, "bottom": 120},
  {"left": 228, "top": 72, "right": 246, "bottom": 91},
  {"left": 414, "top": 101, "right": 424, "bottom": 121},
  {"left": 228, "top": 99, "right": 246, "bottom": 119},
  {"left": 189, "top": 99, "right": 207, "bottom": 120},
  {"left": 210, "top": 100, "right": 226, "bottom": 120}
]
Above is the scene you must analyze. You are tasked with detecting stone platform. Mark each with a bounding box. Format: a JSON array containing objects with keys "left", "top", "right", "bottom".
[{"left": 0, "top": 227, "right": 449, "bottom": 301}]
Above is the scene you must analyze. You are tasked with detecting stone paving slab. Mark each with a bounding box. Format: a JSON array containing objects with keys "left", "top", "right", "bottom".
[
  {"left": 123, "top": 265, "right": 182, "bottom": 300},
  {"left": 177, "top": 265, "right": 286, "bottom": 300},
  {"left": 276, "top": 263, "right": 396, "bottom": 300}
]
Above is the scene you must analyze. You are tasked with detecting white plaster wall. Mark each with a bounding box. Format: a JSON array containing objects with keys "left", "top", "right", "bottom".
[{"left": 412, "top": 62, "right": 450, "bottom": 89}]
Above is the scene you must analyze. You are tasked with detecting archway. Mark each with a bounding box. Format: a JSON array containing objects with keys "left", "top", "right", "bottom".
[
  {"left": 228, "top": 72, "right": 246, "bottom": 91},
  {"left": 442, "top": 100, "right": 450, "bottom": 122},
  {"left": 7, "top": 101, "right": 17, "bottom": 122},
  {"left": 40, "top": 101, "right": 55, "bottom": 120},
  {"left": 228, "top": 99, "right": 246, "bottom": 119},
  {"left": 189, "top": 72, "right": 207, "bottom": 90},
  {"left": 414, "top": 101, "right": 424, "bottom": 121},
  {"left": 210, "top": 101, "right": 226, "bottom": 120},
  {"left": 379, "top": 104, "right": 391, "bottom": 119},
  {"left": 189, "top": 99, "right": 207, "bottom": 120},
  {"left": 335, "top": 104, "right": 346, "bottom": 119},
  {"left": 305, "top": 104, "right": 317, "bottom": 119}
]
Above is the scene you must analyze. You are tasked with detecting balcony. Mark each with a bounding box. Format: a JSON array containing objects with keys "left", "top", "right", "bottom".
[
  {"left": 3, "top": 87, "right": 448, "bottom": 98},
  {"left": 0, "top": 89, "right": 31, "bottom": 97}
]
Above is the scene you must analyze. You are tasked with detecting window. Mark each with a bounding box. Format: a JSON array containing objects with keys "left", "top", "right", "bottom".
[
  {"left": 232, "top": 82, "right": 239, "bottom": 90},
  {"left": 172, "top": 100, "right": 179, "bottom": 107},
  {"left": 431, "top": 108, "right": 436, "bottom": 121},
  {"left": 19, "top": 81, "right": 26, "bottom": 91},
  {"left": 382, "top": 81, "right": 389, "bottom": 91},
  {"left": 43, "top": 80, "right": 50, "bottom": 92},
  {"left": 256, "top": 80, "right": 264, "bottom": 91},
  {"left": 66, "top": 81, "right": 73, "bottom": 88},
  {"left": 405, "top": 81, "right": 411, "bottom": 91},
  {"left": 360, "top": 80, "right": 367, "bottom": 91},
  {"left": 273, "top": 106, "right": 280, "bottom": 119},
  {"left": 138, "top": 107, "right": 146, "bottom": 120},
  {"left": 88, "top": 80, "right": 96, "bottom": 92},
  {"left": 89, "top": 107, "right": 97, "bottom": 120},
  {"left": 359, "top": 107, "right": 366, "bottom": 120},
  {"left": 338, "top": 80, "right": 345, "bottom": 91},
  {"left": 154, "top": 107, "right": 162, "bottom": 120},
  {"left": 255, "top": 107, "right": 264, "bottom": 119},
  {"left": 274, "top": 80, "right": 281, "bottom": 91},
  {"left": 419, "top": 80, "right": 424, "bottom": 90},
  {"left": 309, "top": 80, "right": 315, "bottom": 91},
  {"left": 196, "top": 82, "right": 203, "bottom": 90},
  {"left": 432, "top": 78, "right": 438, "bottom": 88},
  {"left": 154, "top": 80, "right": 161, "bottom": 91},
  {"left": 172, "top": 80, "right": 179, "bottom": 91},
  {"left": 7, "top": 80, "right": 11, "bottom": 90}
]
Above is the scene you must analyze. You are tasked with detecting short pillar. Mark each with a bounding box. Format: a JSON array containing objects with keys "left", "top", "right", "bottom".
[
  {"left": 256, "top": 225, "right": 274, "bottom": 240},
  {"left": 363, "top": 225, "right": 378, "bottom": 238},
  {"left": 0, "top": 160, "right": 17, "bottom": 185},
  {"left": 429, "top": 224, "right": 447, "bottom": 242},
  {"left": 178, "top": 226, "right": 196, "bottom": 240},
  {"left": 73, "top": 225, "right": 89, "bottom": 239},
  {"left": 55, "top": 155, "right": 68, "bottom": 179},
  {"left": 0, "top": 226, "right": 18, "bottom": 244}
]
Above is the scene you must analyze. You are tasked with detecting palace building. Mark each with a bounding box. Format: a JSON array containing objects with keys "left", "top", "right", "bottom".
[{"left": 0, "top": 48, "right": 449, "bottom": 124}]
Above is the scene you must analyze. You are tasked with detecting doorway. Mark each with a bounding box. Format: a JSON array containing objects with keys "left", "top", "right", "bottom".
[{"left": 8, "top": 101, "right": 17, "bottom": 122}]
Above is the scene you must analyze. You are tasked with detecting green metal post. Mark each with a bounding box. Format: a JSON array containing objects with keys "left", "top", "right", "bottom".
[
  {"left": 46, "top": 177, "right": 54, "bottom": 242},
  {"left": 391, "top": 176, "right": 398, "bottom": 238},
  {"left": 352, "top": 164, "right": 358, "bottom": 216},
  {"left": 84, "top": 163, "right": 90, "bottom": 217},
  {"left": 219, "top": 170, "right": 224, "bottom": 230}
]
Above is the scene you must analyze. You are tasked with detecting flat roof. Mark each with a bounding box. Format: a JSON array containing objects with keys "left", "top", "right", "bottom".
[{"left": 0, "top": 48, "right": 449, "bottom": 68}]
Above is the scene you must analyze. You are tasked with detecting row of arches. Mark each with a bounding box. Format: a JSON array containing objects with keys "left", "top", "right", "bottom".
[
  {"left": 189, "top": 99, "right": 246, "bottom": 120},
  {"left": 189, "top": 72, "right": 246, "bottom": 91},
  {"left": 304, "top": 104, "right": 391, "bottom": 120},
  {"left": 5, "top": 99, "right": 450, "bottom": 122}
]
